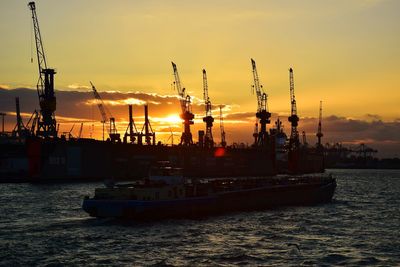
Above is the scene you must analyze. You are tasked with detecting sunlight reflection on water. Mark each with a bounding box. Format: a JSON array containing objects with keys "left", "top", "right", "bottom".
[{"left": 0, "top": 169, "right": 399, "bottom": 266}]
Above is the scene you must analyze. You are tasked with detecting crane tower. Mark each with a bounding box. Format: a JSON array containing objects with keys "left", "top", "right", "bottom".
[
  {"left": 219, "top": 106, "right": 226, "bottom": 147},
  {"left": 171, "top": 62, "right": 194, "bottom": 146},
  {"left": 28, "top": 2, "right": 57, "bottom": 138},
  {"left": 251, "top": 59, "right": 271, "bottom": 147},
  {"left": 288, "top": 68, "right": 300, "bottom": 151},
  {"left": 316, "top": 101, "right": 323, "bottom": 148},
  {"left": 202, "top": 69, "right": 214, "bottom": 148},
  {"left": 90, "top": 82, "right": 120, "bottom": 142}
]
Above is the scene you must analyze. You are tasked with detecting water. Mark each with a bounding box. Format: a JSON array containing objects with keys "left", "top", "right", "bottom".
[{"left": 0, "top": 169, "right": 399, "bottom": 266}]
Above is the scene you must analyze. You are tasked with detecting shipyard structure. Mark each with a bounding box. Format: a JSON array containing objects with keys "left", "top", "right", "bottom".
[{"left": 0, "top": 2, "right": 324, "bottom": 182}]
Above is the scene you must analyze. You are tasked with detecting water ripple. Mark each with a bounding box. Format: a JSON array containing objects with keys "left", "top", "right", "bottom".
[{"left": 1, "top": 170, "right": 400, "bottom": 265}]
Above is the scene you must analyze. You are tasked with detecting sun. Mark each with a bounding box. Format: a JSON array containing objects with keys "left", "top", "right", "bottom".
[{"left": 162, "top": 114, "right": 182, "bottom": 124}]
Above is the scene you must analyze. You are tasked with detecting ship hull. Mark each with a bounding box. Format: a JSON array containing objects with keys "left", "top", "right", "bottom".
[{"left": 82, "top": 179, "right": 336, "bottom": 219}]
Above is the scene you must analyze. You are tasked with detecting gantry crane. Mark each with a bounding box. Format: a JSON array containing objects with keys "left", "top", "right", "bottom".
[
  {"left": 0, "top": 112, "right": 5, "bottom": 134},
  {"left": 202, "top": 69, "right": 214, "bottom": 148},
  {"left": 141, "top": 105, "right": 156, "bottom": 145},
  {"left": 251, "top": 59, "right": 271, "bottom": 147},
  {"left": 171, "top": 62, "right": 194, "bottom": 146},
  {"left": 12, "top": 97, "right": 37, "bottom": 138},
  {"left": 123, "top": 105, "right": 139, "bottom": 144},
  {"left": 288, "top": 68, "right": 300, "bottom": 151},
  {"left": 302, "top": 131, "right": 307, "bottom": 146},
  {"left": 219, "top": 106, "right": 226, "bottom": 147},
  {"left": 316, "top": 101, "right": 323, "bottom": 149},
  {"left": 90, "top": 81, "right": 120, "bottom": 142},
  {"left": 28, "top": 2, "right": 57, "bottom": 138},
  {"left": 78, "top": 122, "right": 83, "bottom": 139}
]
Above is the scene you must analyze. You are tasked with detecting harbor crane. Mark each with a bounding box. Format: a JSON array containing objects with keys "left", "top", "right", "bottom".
[
  {"left": 0, "top": 112, "right": 5, "bottom": 134},
  {"left": 288, "top": 68, "right": 300, "bottom": 173},
  {"left": 123, "top": 105, "right": 140, "bottom": 144},
  {"left": 90, "top": 81, "right": 120, "bottom": 142},
  {"left": 171, "top": 62, "right": 194, "bottom": 146},
  {"left": 202, "top": 69, "right": 214, "bottom": 148},
  {"left": 219, "top": 106, "right": 226, "bottom": 147},
  {"left": 302, "top": 131, "right": 308, "bottom": 146},
  {"left": 78, "top": 122, "right": 83, "bottom": 139},
  {"left": 28, "top": 2, "right": 57, "bottom": 138},
  {"left": 316, "top": 101, "right": 323, "bottom": 149},
  {"left": 141, "top": 105, "right": 156, "bottom": 145},
  {"left": 288, "top": 68, "right": 300, "bottom": 151},
  {"left": 12, "top": 97, "right": 38, "bottom": 138},
  {"left": 251, "top": 59, "right": 271, "bottom": 147}
]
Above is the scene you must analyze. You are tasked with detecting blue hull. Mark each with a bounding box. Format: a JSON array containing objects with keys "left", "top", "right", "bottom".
[{"left": 82, "top": 180, "right": 336, "bottom": 219}]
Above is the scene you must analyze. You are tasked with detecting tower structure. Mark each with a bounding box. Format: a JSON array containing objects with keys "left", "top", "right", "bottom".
[
  {"left": 288, "top": 68, "right": 299, "bottom": 151},
  {"left": 171, "top": 62, "right": 194, "bottom": 146},
  {"left": 219, "top": 106, "right": 226, "bottom": 147},
  {"left": 28, "top": 2, "right": 57, "bottom": 138},
  {"left": 202, "top": 69, "right": 214, "bottom": 148},
  {"left": 90, "top": 81, "right": 120, "bottom": 142},
  {"left": 316, "top": 101, "right": 323, "bottom": 148},
  {"left": 250, "top": 59, "right": 271, "bottom": 147}
]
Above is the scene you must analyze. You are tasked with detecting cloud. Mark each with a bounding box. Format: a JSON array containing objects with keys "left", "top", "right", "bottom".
[
  {"left": 225, "top": 112, "right": 254, "bottom": 121},
  {"left": 85, "top": 98, "right": 148, "bottom": 106},
  {"left": 67, "top": 84, "right": 91, "bottom": 90},
  {"left": 298, "top": 115, "right": 400, "bottom": 141},
  {"left": 365, "top": 114, "right": 382, "bottom": 121},
  {"left": 1, "top": 88, "right": 399, "bottom": 157}
]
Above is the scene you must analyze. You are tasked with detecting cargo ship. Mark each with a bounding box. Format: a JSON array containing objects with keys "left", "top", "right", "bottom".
[{"left": 82, "top": 163, "right": 336, "bottom": 219}]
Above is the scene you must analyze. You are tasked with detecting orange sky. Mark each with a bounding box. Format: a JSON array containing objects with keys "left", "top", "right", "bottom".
[{"left": 0, "top": 1, "right": 399, "bottom": 157}]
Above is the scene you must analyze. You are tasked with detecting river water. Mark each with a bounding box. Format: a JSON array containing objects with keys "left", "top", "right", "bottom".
[{"left": 0, "top": 169, "right": 399, "bottom": 266}]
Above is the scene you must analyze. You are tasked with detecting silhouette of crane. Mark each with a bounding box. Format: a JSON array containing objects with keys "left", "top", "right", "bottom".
[
  {"left": 287, "top": 68, "right": 301, "bottom": 173},
  {"left": 219, "top": 106, "right": 226, "bottom": 147},
  {"left": 28, "top": 2, "right": 57, "bottom": 138},
  {"left": 202, "top": 69, "right": 214, "bottom": 148},
  {"left": 90, "top": 81, "right": 120, "bottom": 142},
  {"left": 0, "top": 112, "right": 5, "bottom": 133},
  {"left": 288, "top": 68, "right": 299, "bottom": 151},
  {"left": 316, "top": 101, "right": 323, "bottom": 149},
  {"left": 171, "top": 62, "right": 194, "bottom": 146},
  {"left": 251, "top": 59, "right": 271, "bottom": 147},
  {"left": 78, "top": 122, "right": 83, "bottom": 139}
]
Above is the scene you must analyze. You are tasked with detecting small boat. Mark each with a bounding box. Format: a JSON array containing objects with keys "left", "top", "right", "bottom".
[{"left": 82, "top": 163, "right": 336, "bottom": 220}]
